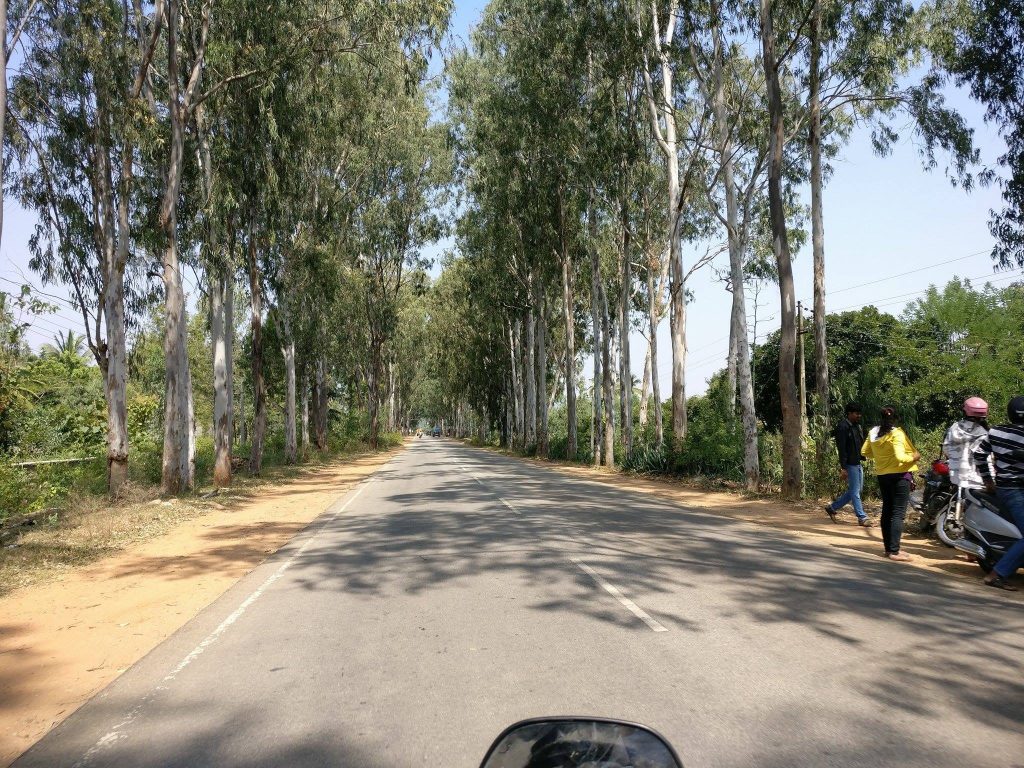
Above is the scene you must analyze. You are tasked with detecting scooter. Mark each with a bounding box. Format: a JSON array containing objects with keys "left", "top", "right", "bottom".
[
  {"left": 951, "top": 488, "right": 1023, "bottom": 573},
  {"left": 481, "top": 718, "right": 683, "bottom": 768}
]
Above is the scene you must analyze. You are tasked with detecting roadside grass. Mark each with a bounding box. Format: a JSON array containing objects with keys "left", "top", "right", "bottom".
[{"left": 0, "top": 442, "right": 398, "bottom": 597}]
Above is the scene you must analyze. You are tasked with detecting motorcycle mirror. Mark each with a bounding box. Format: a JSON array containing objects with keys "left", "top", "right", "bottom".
[{"left": 480, "top": 717, "right": 683, "bottom": 768}]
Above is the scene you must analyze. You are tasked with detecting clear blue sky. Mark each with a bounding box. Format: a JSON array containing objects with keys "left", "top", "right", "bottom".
[{"left": 2, "top": 1, "right": 1018, "bottom": 402}]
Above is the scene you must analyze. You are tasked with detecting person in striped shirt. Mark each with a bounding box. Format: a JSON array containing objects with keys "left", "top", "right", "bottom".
[{"left": 973, "top": 395, "right": 1024, "bottom": 591}]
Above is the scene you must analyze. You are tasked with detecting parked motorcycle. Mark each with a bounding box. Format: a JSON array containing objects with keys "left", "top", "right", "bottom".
[
  {"left": 951, "top": 488, "right": 1023, "bottom": 573},
  {"left": 914, "top": 459, "right": 958, "bottom": 546},
  {"left": 481, "top": 718, "right": 683, "bottom": 768}
]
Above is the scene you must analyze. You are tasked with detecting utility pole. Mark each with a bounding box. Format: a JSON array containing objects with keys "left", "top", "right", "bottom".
[{"left": 797, "top": 301, "right": 807, "bottom": 437}]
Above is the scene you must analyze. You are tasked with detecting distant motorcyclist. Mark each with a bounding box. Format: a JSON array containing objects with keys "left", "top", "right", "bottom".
[
  {"left": 943, "top": 397, "right": 989, "bottom": 489},
  {"left": 973, "top": 395, "right": 1024, "bottom": 591}
]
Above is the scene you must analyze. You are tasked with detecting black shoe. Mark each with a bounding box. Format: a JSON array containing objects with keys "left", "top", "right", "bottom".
[
  {"left": 984, "top": 575, "right": 1018, "bottom": 591},
  {"left": 824, "top": 505, "right": 837, "bottom": 523}
]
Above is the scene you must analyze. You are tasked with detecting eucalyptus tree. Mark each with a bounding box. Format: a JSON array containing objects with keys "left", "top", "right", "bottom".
[
  {"left": 635, "top": 0, "right": 716, "bottom": 451},
  {"left": 9, "top": 0, "right": 165, "bottom": 496},
  {"left": 928, "top": 0, "right": 1024, "bottom": 268},
  {"left": 802, "top": 0, "right": 974, "bottom": 424}
]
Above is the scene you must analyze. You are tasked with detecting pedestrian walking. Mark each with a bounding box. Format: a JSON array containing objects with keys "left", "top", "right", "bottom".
[
  {"left": 861, "top": 407, "right": 921, "bottom": 561},
  {"left": 824, "top": 402, "right": 871, "bottom": 526},
  {"left": 973, "top": 395, "right": 1024, "bottom": 591}
]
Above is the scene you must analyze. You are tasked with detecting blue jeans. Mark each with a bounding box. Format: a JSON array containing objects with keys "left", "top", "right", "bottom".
[
  {"left": 830, "top": 464, "right": 866, "bottom": 520},
  {"left": 994, "top": 487, "right": 1024, "bottom": 579}
]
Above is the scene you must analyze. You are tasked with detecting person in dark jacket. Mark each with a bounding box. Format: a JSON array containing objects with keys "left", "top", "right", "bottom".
[
  {"left": 973, "top": 395, "right": 1024, "bottom": 591},
  {"left": 825, "top": 402, "right": 871, "bottom": 526}
]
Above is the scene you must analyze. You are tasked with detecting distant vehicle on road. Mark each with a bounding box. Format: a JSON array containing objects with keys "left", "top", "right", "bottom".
[{"left": 432, "top": 426, "right": 441, "bottom": 437}]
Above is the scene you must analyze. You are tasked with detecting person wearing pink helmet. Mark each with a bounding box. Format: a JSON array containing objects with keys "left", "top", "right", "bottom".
[{"left": 943, "top": 397, "right": 990, "bottom": 489}]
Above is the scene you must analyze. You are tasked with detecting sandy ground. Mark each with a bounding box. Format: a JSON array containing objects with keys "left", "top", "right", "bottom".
[{"left": 0, "top": 449, "right": 398, "bottom": 767}]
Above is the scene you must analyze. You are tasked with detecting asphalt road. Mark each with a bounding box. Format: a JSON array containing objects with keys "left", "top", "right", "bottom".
[{"left": 15, "top": 439, "right": 1024, "bottom": 768}]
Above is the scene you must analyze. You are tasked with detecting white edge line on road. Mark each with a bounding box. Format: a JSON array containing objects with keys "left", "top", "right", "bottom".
[
  {"left": 570, "top": 556, "right": 668, "bottom": 633},
  {"left": 73, "top": 478, "right": 374, "bottom": 767}
]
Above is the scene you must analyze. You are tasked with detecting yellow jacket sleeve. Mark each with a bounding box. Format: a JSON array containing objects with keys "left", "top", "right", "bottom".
[
  {"left": 892, "top": 429, "right": 917, "bottom": 464},
  {"left": 861, "top": 435, "right": 873, "bottom": 461}
]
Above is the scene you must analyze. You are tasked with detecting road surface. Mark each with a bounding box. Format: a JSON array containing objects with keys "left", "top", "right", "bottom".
[{"left": 14, "top": 440, "right": 1024, "bottom": 767}]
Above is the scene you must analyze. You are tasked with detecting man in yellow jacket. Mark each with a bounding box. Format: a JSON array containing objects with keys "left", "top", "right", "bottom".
[{"left": 862, "top": 407, "right": 921, "bottom": 561}]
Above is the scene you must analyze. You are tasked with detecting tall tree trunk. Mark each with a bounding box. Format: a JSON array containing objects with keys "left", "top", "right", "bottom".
[
  {"left": 561, "top": 249, "right": 577, "bottom": 462},
  {"left": 102, "top": 138, "right": 134, "bottom": 497},
  {"left": 641, "top": 0, "right": 686, "bottom": 452},
  {"left": 367, "top": 334, "right": 382, "bottom": 450},
  {"left": 159, "top": 216, "right": 193, "bottom": 493},
  {"left": 212, "top": 269, "right": 233, "bottom": 486},
  {"left": 713, "top": 5, "right": 759, "bottom": 490},
  {"left": 589, "top": 207, "right": 604, "bottom": 466},
  {"left": 159, "top": 0, "right": 202, "bottom": 494},
  {"left": 601, "top": 284, "right": 615, "bottom": 468},
  {"left": 508, "top": 320, "right": 523, "bottom": 449},
  {"left": 668, "top": 221, "right": 687, "bottom": 449},
  {"left": 536, "top": 289, "right": 549, "bottom": 458},
  {"left": 239, "top": 385, "right": 247, "bottom": 445},
  {"left": 647, "top": 268, "right": 664, "bottom": 447},
  {"left": 281, "top": 314, "right": 297, "bottom": 464},
  {"left": 638, "top": 347, "right": 651, "bottom": 429},
  {"left": 525, "top": 300, "right": 537, "bottom": 447},
  {"left": 760, "top": 0, "right": 802, "bottom": 499},
  {"left": 809, "top": 0, "right": 830, "bottom": 426},
  {"left": 248, "top": 237, "right": 267, "bottom": 474},
  {"left": 103, "top": 268, "right": 130, "bottom": 496},
  {"left": 301, "top": 367, "right": 310, "bottom": 453},
  {"left": 313, "top": 358, "right": 328, "bottom": 451},
  {"left": 620, "top": 196, "right": 633, "bottom": 460}
]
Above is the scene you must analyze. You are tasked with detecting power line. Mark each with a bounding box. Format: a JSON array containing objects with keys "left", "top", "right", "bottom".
[
  {"left": 828, "top": 268, "right": 1023, "bottom": 314},
  {"left": 827, "top": 248, "right": 994, "bottom": 296},
  {"left": 0, "top": 273, "right": 81, "bottom": 310}
]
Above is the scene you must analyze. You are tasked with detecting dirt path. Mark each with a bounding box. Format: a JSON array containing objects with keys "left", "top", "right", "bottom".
[{"left": 0, "top": 449, "right": 398, "bottom": 767}]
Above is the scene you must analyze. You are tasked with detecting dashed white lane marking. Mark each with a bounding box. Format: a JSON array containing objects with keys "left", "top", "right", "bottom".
[
  {"left": 457, "top": 462, "right": 520, "bottom": 514},
  {"left": 570, "top": 556, "right": 668, "bottom": 632},
  {"left": 74, "top": 479, "right": 374, "bottom": 766}
]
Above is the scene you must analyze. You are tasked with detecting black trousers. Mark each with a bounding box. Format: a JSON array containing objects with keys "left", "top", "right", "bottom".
[{"left": 877, "top": 473, "right": 911, "bottom": 554}]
